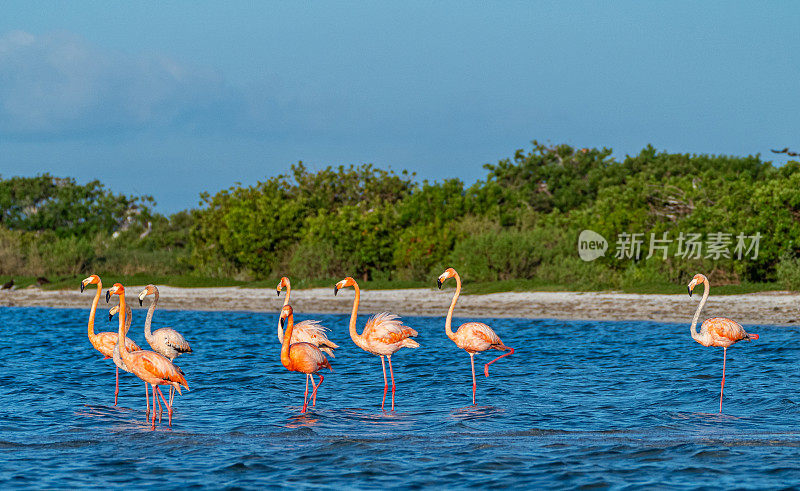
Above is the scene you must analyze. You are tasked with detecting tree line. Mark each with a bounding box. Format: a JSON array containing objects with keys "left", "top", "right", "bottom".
[{"left": 2, "top": 141, "right": 800, "bottom": 290}]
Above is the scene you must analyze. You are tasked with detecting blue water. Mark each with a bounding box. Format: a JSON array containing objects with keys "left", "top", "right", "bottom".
[{"left": 0, "top": 306, "right": 798, "bottom": 489}]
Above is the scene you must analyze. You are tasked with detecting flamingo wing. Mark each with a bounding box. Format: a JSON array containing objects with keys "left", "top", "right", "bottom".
[
  {"left": 456, "top": 322, "right": 503, "bottom": 352},
  {"left": 288, "top": 342, "right": 332, "bottom": 373},
  {"left": 365, "top": 312, "right": 418, "bottom": 345},
  {"left": 95, "top": 331, "right": 141, "bottom": 357},
  {"left": 702, "top": 317, "right": 749, "bottom": 343},
  {"left": 295, "top": 320, "right": 339, "bottom": 350},
  {"left": 154, "top": 327, "right": 192, "bottom": 353},
  {"left": 137, "top": 351, "right": 188, "bottom": 389}
]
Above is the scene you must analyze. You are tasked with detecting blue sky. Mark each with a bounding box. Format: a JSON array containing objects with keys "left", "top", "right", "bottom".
[{"left": 1, "top": 2, "right": 798, "bottom": 212}]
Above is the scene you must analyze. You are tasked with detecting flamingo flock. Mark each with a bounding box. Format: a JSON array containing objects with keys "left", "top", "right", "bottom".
[{"left": 79, "top": 270, "right": 759, "bottom": 428}]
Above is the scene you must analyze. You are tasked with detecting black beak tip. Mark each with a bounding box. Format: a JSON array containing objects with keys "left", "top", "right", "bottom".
[
  {"left": 437, "top": 279, "right": 442, "bottom": 289},
  {"left": 334, "top": 286, "right": 338, "bottom": 296},
  {"left": 139, "top": 298, "right": 143, "bottom": 306},
  {"left": 688, "top": 286, "right": 692, "bottom": 297},
  {"left": 280, "top": 317, "right": 285, "bottom": 328},
  {"left": 108, "top": 313, "right": 113, "bottom": 321},
  {"left": 80, "top": 283, "right": 85, "bottom": 293},
  {"left": 105, "top": 291, "right": 111, "bottom": 303},
  {"left": 276, "top": 291, "right": 280, "bottom": 297}
]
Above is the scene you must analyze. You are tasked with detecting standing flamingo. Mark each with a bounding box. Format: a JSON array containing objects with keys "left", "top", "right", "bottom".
[
  {"left": 277, "top": 276, "right": 339, "bottom": 357},
  {"left": 277, "top": 276, "right": 338, "bottom": 407},
  {"left": 688, "top": 274, "right": 759, "bottom": 413},
  {"left": 108, "top": 305, "right": 158, "bottom": 417},
  {"left": 137, "top": 285, "right": 192, "bottom": 407},
  {"left": 80, "top": 274, "right": 141, "bottom": 406},
  {"left": 279, "top": 305, "right": 332, "bottom": 413},
  {"left": 437, "top": 268, "right": 514, "bottom": 405},
  {"left": 106, "top": 283, "right": 189, "bottom": 429},
  {"left": 334, "top": 276, "right": 419, "bottom": 411}
]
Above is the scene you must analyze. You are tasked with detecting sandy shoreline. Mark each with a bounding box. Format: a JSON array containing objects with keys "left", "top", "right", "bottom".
[{"left": 0, "top": 285, "right": 797, "bottom": 325}]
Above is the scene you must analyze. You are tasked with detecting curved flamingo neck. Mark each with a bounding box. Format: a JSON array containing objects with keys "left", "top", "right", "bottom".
[
  {"left": 144, "top": 288, "right": 159, "bottom": 342},
  {"left": 282, "top": 279, "right": 291, "bottom": 306},
  {"left": 277, "top": 279, "right": 291, "bottom": 343},
  {"left": 445, "top": 272, "right": 461, "bottom": 341},
  {"left": 113, "top": 305, "right": 132, "bottom": 368},
  {"left": 117, "top": 292, "right": 131, "bottom": 365},
  {"left": 348, "top": 282, "right": 365, "bottom": 348},
  {"left": 691, "top": 278, "right": 709, "bottom": 343},
  {"left": 87, "top": 280, "right": 102, "bottom": 342},
  {"left": 280, "top": 311, "right": 294, "bottom": 369},
  {"left": 121, "top": 305, "right": 132, "bottom": 331}
]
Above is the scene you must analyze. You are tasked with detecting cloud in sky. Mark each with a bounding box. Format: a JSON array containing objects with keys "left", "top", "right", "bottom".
[{"left": 0, "top": 30, "right": 245, "bottom": 137}]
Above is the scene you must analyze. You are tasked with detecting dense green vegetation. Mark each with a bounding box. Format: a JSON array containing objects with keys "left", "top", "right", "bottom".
[{"left": 2, "top": 142, "right": 800, "bottom": 292}]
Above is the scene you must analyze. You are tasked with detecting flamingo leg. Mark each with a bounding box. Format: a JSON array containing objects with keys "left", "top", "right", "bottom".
[
  {"left": 310, "top": 374, "right": 324, "bottom": 409},
  {"left": 155, "top": 386, "right": 172, "bottom": 427},
  {"left": 470, "top": 353, "right": 477, "bottom": 405},
  {"left": 311, "top": 374, "right": 318, "bottom": 407},
  {"left": 484, "top": 347, "right": 514, "bottom": 377},
  {"left": 720, "top": 347, "right": 727, "bottom": 414},
  {"left": 156, "top": 391, "right": 162, "bottom": 422},
  {"left": 380, "top": 356, "right": 388, "bottom": 411},
  {"left": 302, "top": 375, "right": 309, "bottom": 413},
  {"left": 114, "top": 367, "right": 119, "bottom": 406},
  {"left": 145, "top": 383, "right": 150, "bottom": 418},
  {"left": 151, "top": 384, "right": 157, "bottom": 430},
  {"left": 388, "top": 355, "right": 396, "bottom": 411}
]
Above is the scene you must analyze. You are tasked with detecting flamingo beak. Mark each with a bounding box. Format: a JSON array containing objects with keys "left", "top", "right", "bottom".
[
  {"left": 80, "top": 283, "right": 85, "bottom": 293},
  {"left": 108, "top": 312, "right": 113, "bottom": 321},
  {"left": 334, "top": 285, "right": 339, "bottom": 296},
  {"left": 105, "top": 290, "right": 111, "bottom": 303},
  {"left": 277, "top": 290, "right": 280, "bottom": 297},
  {"left": 280, "top": 316, "right": 285, "bottom": 328},
  {"left": 688, "top": 286, "right": 692, "bottom": 297},
  {"left": 437, "top": 279, "right": 443, "bottom": 289},
  {"left": 139, "top": 298, "right": 143, "bottom": 306}
]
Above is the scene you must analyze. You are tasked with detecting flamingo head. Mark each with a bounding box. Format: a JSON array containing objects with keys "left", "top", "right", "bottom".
[
  {"left": 106, "top": 283, "right": 124, "bottom": 303},
  {"left": 334, "top": 277, "right": 356, "bottom": 296},
  {"left": 276, "top": 276, "right": 290, "bottom": 297},
  {"left": 80, "top": 274, "right": 100, "bottom": 293},
  {"left": 437, "top": 268, "right": 457, "bottom": 289},
  {"left": 279, "top": 304, "right": 293, "bottom": 328},
  {"left": 687, "top": 273, "right": 708, "bottom": 297},
  {"left": 137, "top": 284, "right": 157, "bottom": 306},
  {"left": 108, "top": 305, "right": 120, "bottom": 322}
]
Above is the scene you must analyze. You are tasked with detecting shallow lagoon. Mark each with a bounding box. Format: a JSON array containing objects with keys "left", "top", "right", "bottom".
[{"left": 0, "top": 307, "right": 797, "bottom": 488}]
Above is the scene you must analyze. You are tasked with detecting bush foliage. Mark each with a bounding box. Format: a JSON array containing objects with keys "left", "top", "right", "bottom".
[{"left": 2, "top": 143, "right": 800, "bottom": 289}]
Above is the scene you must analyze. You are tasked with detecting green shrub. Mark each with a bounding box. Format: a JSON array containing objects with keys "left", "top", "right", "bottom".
[{"left": 776, "top": 254, "right": 800, "bottom": 291}]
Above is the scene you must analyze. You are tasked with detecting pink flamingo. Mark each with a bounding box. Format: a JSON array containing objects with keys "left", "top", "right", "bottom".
[
  {"left": 108, "top": 304, "right": 156, "bottom": 415},
  {"left": 106, "top": 283, "right": 189, "bottom": 429},
  {"left": 334, "top": 276, "right": 419, "bottom": 411},
  {"left": 277, "top": 276, "right": 338, "bottom": 407},
  {"left": 437, "top": 268, "right": 514, "bottom": 405},
  {"left": 138, "top": 285, "right": 193, "bottom": 408},
  {"left": 688, "top": 273, "right": 759, "bottom": 413},
  {"left": 80, "top": 275, "right": 141, "bottom": 406},
  {"left": 277, "top": 276, "right": 339, "bottom": 357},
  {"left": 279, "top": 305, "right": 332, "bottom": 413}
]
